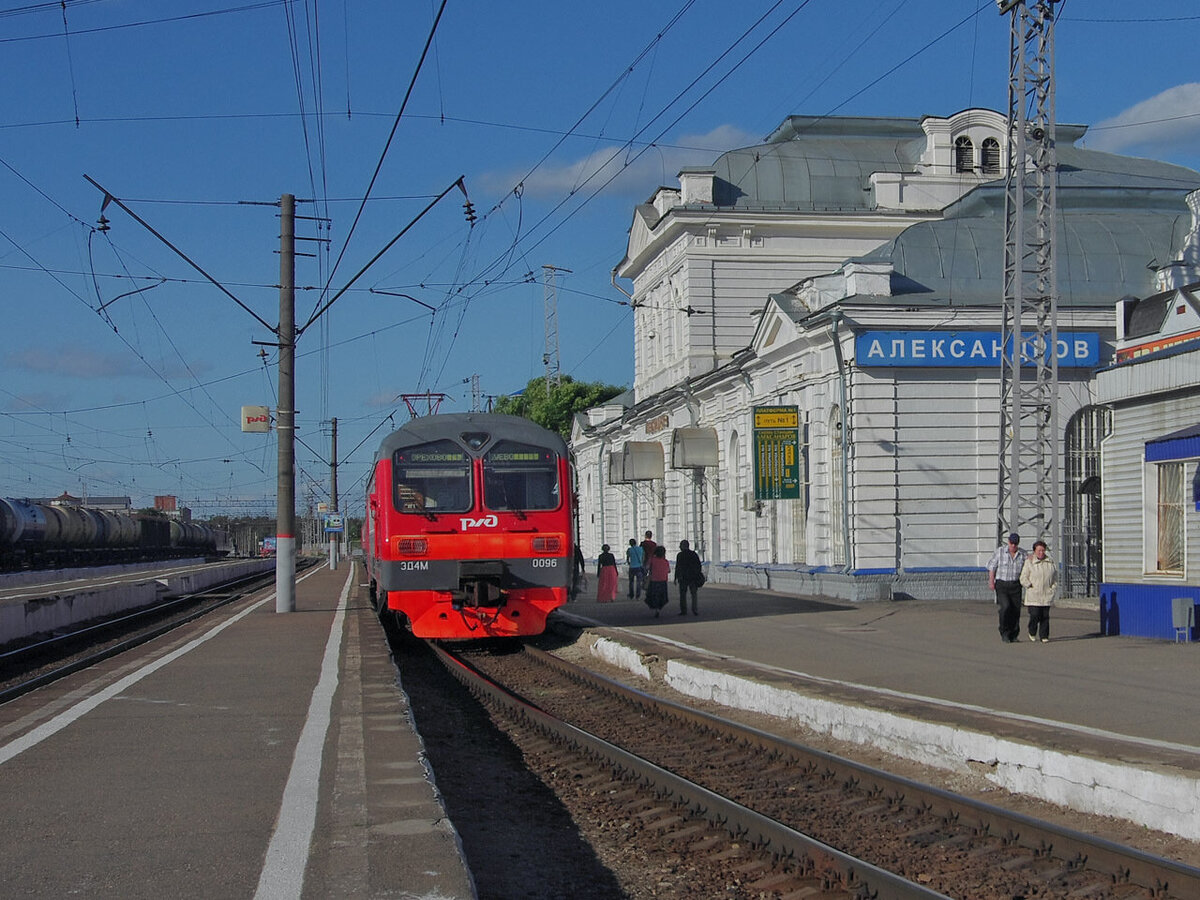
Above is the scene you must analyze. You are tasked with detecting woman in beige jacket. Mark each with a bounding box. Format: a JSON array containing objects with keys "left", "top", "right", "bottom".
[{"left": 1020, "top": 539, "right": 1058, "bottom": 642}]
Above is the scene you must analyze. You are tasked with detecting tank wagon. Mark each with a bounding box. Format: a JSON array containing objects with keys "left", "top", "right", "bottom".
[
  {"left": 364, "top": 413, "right": 573, "bottom": 639},
  {"left": 0, "top": 498, "right": 229, "bottom": 571}
]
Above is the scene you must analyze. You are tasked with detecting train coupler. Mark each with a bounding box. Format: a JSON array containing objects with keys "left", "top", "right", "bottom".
[{"left": 454, "top": 580, "right": 504, "bottom": 610}]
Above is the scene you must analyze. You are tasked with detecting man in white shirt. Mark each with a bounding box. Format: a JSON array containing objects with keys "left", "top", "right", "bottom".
[{"left": 987, "top": 532, "right": 1028, "bottom": 643}]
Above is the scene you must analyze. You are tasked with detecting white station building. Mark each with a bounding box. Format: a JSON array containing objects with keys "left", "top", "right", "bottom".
[{"left": 570, "top": 109, "right": 1200, "bottom": 602}]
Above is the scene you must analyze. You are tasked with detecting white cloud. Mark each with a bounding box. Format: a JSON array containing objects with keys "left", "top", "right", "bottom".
[
  {"left": 5, "top": 348, "right": 206, "bottom": 380},
  {"left": 481, "top": 124, "right": 760, "bottom": 201},
  {"left": 7, "top": 348, "right": 142, "bottom": 378},
  {"left": 363, "top": 390, "right": 402, "bottom": 410},
  {"left": 1086, "top": 83, "right": 1200, "bottom": 155},
  {"left": 1, "top": 390, "right": 67, "bottom": 413}
]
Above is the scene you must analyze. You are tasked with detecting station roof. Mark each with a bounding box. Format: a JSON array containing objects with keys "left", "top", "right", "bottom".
[
  {"left": 698, "top": 115, "right": 1200, "bottom": 215},
  {"left": 708, "top": 116, "right": 926, "bottom": 211},
  {"left": 858, "top": 193, "right": 1196, "bottom": 307}
]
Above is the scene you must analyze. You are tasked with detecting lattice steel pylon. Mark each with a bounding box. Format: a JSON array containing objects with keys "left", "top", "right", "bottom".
[
  {"left": 542, "top": 264, "right": 570, "bottom": 392},
  {"left": 998, "top": 0, "right": 1060, "bottom": 551},
  {"left": 469, "top": 374, "right": 482, "bottom": 412}
]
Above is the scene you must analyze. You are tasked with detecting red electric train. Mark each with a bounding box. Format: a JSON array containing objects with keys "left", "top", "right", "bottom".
[{"left": 364, "top": 413, "right": 573, "bottom": 639}]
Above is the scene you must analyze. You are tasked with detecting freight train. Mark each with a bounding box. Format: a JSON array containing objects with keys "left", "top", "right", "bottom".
[
  {"left": 0, "top": 498, "right": 229, "bottom": 572},
  {"left": 364, "top": 413, "right": 573, "bottom": 639}
]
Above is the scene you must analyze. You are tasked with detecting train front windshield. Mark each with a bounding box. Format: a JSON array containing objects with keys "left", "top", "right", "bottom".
[
  {"left": 483, "top": 441, "right": 560, "bottom": 511},
  {"left": 393, "top": 441, "right": 472, "bottom": 514}
]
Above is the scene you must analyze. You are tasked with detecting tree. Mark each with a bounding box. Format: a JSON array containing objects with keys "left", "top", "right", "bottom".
[{"left": 492, "top": 375, "right": 625, "bottom": 438}]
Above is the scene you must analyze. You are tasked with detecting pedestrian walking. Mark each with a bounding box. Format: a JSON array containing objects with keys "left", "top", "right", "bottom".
[
  {"left": 644, "top": 545, "right": 670, "bottom": 617},
  {"left": 1020, "top": 539, "right": 1058, "bottom": 642},
  {"left": 596, "top": 543, "right": 619, "bottom": 603},
  {"left": 674, "top": 539, "right": 704, "bottom": 615},
  {"left": 640, "top": 530, "right": 657, "bottom": 564},
  {"left": 625, "top": 538, "right": 645, "bottom": 599},
  {"left": 987, "top": 532, "right": 1027, "bottom": 642}
]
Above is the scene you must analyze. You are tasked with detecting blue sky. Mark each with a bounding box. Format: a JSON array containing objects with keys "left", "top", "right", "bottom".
[{"left": 2, "top": 0, "right": 1198, "bottom": 516}]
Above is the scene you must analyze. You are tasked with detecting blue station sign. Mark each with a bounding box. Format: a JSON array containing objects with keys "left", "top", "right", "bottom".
[{"left": 855, "top": 331, "right": 1101, "bottom": 368}]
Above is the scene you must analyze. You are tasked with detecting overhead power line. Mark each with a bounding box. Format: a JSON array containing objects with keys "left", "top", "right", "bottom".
[
  {"left": 314, "top": 0, "right": 448, "bottom": 323},
  {"left": 83, "top": 175, "right": 276, "bottom": 334}
]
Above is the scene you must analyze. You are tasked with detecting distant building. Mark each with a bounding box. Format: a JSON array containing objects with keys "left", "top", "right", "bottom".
[
  {"left": 43, "top": 493, "right": 132, "bottom": 512},
  {"left": 572, "top": 110, "right": 1200, "bottom": 601}
]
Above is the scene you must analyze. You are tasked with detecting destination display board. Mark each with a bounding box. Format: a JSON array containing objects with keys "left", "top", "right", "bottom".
[{"left": 753, "top": 405, "right": 800, "bottom": 501}]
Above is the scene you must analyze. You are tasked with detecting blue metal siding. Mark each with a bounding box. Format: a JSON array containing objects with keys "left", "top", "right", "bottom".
[
  {"left": 1145, "top": 433, "right": 1200, "bottom": 462},
  {"left": 1100, "top": 582, "right": 1198, "bottom": 640}
]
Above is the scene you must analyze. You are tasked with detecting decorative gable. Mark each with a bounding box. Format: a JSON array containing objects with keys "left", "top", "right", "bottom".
[{"left": 751, "top": 297, "right": 802, "bottom": 356}]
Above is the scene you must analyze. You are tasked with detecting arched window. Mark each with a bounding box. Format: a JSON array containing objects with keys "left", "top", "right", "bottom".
[
  {"left": 1063, "top": 405, "right": 1111, "bottom": 597},
  {"left": 981, "top": 138, "right": 1001, "bottom": 174},
  {"left": 954, "top": 135, "right": 974, "bottom": 173}
]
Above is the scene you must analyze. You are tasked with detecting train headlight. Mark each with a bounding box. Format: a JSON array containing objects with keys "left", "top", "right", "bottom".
[
  {"left": 531, "top": 536, "right": 561, "bottom": 554},
  {"left": 397, "top": 537, "right": 428, "bottom": 555}
]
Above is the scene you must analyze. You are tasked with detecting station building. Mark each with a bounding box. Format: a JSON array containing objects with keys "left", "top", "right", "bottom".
[
  {"left": 1097, "top": 261, "right": 1200, "bottom": 638},
  {"left": 570, "top": 109, "right": 1200, "bottom": 602}
]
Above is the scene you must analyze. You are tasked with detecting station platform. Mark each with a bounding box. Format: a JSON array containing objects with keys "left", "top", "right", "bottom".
[
  {"left": 556, "top": 580, "right": 1200, "bottom": 844},
  {"left": 0, "top": 562, "right": 475, "bottom": 900},
  {"left": 2, "top": 562, "right": 1196, "bottom": 900}
]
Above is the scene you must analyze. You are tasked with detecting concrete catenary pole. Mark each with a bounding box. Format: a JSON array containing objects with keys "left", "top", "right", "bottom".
[
  {"left": 329, "top": 416, "right": 339, "bottom": 570},
  {"left": 276, "top": 194, "right": 297, "bottom": 612}
]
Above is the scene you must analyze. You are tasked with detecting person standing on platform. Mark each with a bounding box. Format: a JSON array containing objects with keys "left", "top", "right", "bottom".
[
  {"left": 644, "top": 545, "right": 670, "bottom": 617},
  {"left": 674, "top": 539, "right": 704, "bottom": 616},
  {"left": 571, "top": 543, "right": 588, "bottom": 600},
  {"left": 1020, "top": 539, "right": 1057, "bottom": 642},
  {"left": 596, "top": 544, "right": 619, "bottom": 602},
  {"left": 987, "top": 532, "right": 1028, "bottom": 642},
  {"left": 625, "top": 538, "right": 645, "bottom": 600}
]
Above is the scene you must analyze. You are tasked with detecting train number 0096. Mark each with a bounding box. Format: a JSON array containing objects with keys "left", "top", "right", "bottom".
[{"left": 531, "top": 558, "right": 558, "bottom": 568}]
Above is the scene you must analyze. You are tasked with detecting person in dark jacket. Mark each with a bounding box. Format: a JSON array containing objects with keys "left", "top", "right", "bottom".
[
  {"left": 674, "top": 539, "right": 704, "bottom": 616},
  {"left": 571, "top": 543, "right": 587, "bottom": 600}
]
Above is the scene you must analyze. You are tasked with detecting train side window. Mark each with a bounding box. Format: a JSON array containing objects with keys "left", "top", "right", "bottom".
[
  {"left": 483, "top": 441, "right": 560, "bottom": 511},
  {"left": 393, "top": 440, "right": 472, "bottom": 514}
]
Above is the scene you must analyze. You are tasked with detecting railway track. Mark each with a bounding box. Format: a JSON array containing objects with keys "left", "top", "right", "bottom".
[
  {"left": 0, "top": 564, "right": 293, "bottom": 703},
  {"left": 437, "top": 641, "right": 1200, "bottom": 900}
]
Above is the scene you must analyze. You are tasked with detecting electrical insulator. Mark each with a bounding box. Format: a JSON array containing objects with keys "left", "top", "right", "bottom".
[{"left": 463, "top": 201, "right": 477, "bottom": 226}]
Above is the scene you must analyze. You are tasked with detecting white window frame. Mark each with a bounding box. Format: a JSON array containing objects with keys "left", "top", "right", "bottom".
[
  {"left": 954, "top": 135, "right": 974, "bottom": 173},
  {"left": 1143, "top": 458, "right": 1189, "bottom": 576}
]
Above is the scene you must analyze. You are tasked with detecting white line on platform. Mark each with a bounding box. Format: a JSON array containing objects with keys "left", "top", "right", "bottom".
[
  {"left": 254, "top": 566, "right": 353, "bottom": 900},
  {"left": 0, "top": 566, "right": 323, "bottom": 766}
]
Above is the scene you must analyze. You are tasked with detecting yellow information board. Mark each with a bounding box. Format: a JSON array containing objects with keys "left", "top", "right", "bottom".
[
  {"left": 753, "top": 405, "right": 800, "bottom": 500},
  {"left": 753, "top": 408, "right": 799, "bottom": 429}
]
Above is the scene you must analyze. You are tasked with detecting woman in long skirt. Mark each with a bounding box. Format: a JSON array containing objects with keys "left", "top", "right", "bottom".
[{"left": 596, "top": 543, "right": 619, "bottom": 602}]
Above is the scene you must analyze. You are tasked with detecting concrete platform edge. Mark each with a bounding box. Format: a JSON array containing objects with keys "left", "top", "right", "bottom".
[{"left": 577, "top": 624, "right": 1200, "bottom": 843}]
